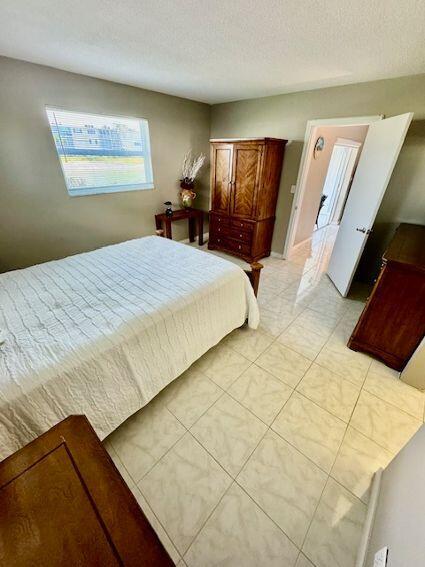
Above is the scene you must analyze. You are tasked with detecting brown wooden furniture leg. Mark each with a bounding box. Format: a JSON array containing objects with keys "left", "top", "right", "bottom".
[
  {"left": 244, "top": 262, "right": 263, "bottom": 297},
  {"left": 164, "top": 219, "right": 172, "bottom": 239},
  {"left": 198, "top": 212, "right": 204, "bottom": 245},
  {"left": 188, "top": 216, "right": 195, "bottom": 242}
]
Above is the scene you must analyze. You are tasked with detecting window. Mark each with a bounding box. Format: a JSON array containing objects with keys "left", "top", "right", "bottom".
[{"left": 46, "top": 107, "right": 154, "bottom": 196}]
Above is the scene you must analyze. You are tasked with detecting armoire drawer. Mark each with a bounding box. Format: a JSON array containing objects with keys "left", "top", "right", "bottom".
[
  {"left": 210, "top": 213, "right": 230, "bottom": 228},
  {"left": 213, "top": 236, "right": 251, "bottom": 256},
  {"left": 230, "top": 218, "right": 254, "bottom": 232},
  {"left": 213, "top": 225, "right": 253, "bottom": 244}
]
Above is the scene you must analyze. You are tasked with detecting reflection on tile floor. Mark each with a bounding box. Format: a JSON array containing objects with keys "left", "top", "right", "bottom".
[{"left": 105, "top": 225, "right": 424, "bottom": 566}]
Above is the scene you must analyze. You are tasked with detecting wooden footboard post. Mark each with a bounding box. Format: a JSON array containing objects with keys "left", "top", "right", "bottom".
[{"left": 245, "top": 262, "right": 263, "bottom": 297}]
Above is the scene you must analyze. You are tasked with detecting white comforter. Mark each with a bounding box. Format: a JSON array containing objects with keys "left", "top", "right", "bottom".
[{"left": 0, "top": 236, "right": 259, "bottom": 459}]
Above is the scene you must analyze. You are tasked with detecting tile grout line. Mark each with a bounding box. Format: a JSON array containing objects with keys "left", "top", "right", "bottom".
[
  {"left": 182, "top": 479, "right": 235, "bottom": 563},
  {"left": 135, "top": 361, "right": 261, "bottom": 560},
  {"left": 187, "top": 290, "right": 356, "bottom": 557},
  {"left": 233, "top": 477, "right": 303, "bottom": 556},
  {"left": 106, "top": 444, "right": 184, "bottom": 563},
  {"left": 115, "top": 253, "right": 374, "bottom": 565},
  {"left": 258, "top": 283, "right": 370, "bottom": 556},
  {"left": 179, "top": 329, "right": 321, "bottom": 557},
  {"left": 182, "top": 421, "right": 274, "bottom": 561},
  {"left": 269, "top": 392, "right": 349, "bottom": 477},
  {"left": 131, "top": 376, "right": 234, "bottom": 562},
  {"left": 361, "top": 381, "right": 425, "bottom": 420}
]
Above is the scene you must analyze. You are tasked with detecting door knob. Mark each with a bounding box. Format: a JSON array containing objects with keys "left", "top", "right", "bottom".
[{"left": 356, "top": 227, "right": 372, "bottom": 234}]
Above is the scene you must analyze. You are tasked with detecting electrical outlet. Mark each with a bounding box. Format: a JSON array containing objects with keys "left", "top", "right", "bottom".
[
  {"left": 290, "top": 185, "right": 296, "bottom": 194},
  {"left": 374, "top": 546, "right": 388, "bottom": 567}
]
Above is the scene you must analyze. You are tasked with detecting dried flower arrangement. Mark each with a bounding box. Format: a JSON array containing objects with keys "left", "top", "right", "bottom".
[
  {"left": 181, "top": 150, "right": 206, "bottom": 186},
  {"left": 180, "top": 150, "right": 206, "bottom": 207}
]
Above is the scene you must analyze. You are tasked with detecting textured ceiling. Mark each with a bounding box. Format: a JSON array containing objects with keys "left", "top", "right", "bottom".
[{"left": 1, "top": 0, "right": 424, "bottom": 104}]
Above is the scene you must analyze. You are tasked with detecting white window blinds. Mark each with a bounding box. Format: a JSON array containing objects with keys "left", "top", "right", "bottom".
[{"left": 46, "top": 107, "right": 154, "bottom": 196}]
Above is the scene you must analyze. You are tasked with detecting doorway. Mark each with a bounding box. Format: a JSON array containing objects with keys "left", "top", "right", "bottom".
[
  {"left": 283, "top": 116, "right": 382, "bottom": 260},
  {"left": 284, "top": 112, "right": 413, "bottom": 298},
  {"left": 315, "top": 139, "right": 361, "bottom": 231}
]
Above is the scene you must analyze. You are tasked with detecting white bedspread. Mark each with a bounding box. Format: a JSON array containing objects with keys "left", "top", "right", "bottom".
[{"left": 0, "top": 236, "right": 259, "bottom": 459}]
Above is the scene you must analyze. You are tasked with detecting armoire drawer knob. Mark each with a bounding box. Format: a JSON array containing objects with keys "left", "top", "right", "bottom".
[
  {"left": 238, "top": 245, "right": 241, "bottom": 250},
  {"left": 239, "top": 233, "right": 243, "bottom": 238}
]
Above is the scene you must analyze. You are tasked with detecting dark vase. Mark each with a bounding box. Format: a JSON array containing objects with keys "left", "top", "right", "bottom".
[{"left": 180, "top": 178, "right": 195, "bottom": 190}]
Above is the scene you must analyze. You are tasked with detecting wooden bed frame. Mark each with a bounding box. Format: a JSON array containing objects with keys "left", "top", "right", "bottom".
[
  {"left": 155, "top": 230, "right": 263, "bottom": 296},
  {"left": 244, "top": 262, "right": 263, "bottom": 297}
]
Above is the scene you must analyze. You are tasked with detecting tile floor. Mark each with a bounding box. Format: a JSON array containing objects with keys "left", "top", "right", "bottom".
[{"left": 104, "top": 225, "right": 424, "bottom": 566}]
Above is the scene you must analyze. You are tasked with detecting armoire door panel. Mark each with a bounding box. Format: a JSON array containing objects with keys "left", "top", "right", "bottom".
[
  {"left": 212, "top": 146, "right": 233, "bottom": 214},
  {"left": 231, "top": 146, "right": 262, "bottom": 218}
]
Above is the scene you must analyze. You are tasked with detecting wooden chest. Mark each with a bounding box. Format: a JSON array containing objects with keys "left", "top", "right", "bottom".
[
  {"left": 0, "top": 415, "right": 172, "bottom": 566},
  {"left": 348, "top": 223, "right": 425, "bottom": 370}
]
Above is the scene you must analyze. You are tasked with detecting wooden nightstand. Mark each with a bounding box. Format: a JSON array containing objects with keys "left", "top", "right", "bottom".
[
  {"left": 155, "top": 208, "right": 204, "bottom": 245},
  {"left": 0, "top": 415, "right": 173, "bottom": 566}
]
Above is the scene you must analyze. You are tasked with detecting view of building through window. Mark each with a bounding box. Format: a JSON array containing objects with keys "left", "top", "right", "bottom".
[{"left": 46, "top": 108, "right": 154, "bottom": 196}]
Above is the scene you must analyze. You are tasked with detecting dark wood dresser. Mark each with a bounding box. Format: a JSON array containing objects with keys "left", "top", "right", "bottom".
[
  {"left": 208, "top": 138, "right": 287, "bottom": 262},
  {"left": 348, "top": 223, "right": 425, "bottom": 370},
  {"left": 0, "top": 415, "right": 173, "bottom": 567}
]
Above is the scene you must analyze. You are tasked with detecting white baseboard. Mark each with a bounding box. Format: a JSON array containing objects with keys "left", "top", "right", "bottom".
[
  {"left": 355, "top": 467, "right": 383, "bottom": 567},
  {"left": 179, "top": 232, "right": 209, "bottom": 244},
  {"left": 291, "top": 235, "right": 312, "bottom": 252},
  {"left": 270, "top": 251, "right": 285, "bottom": 259}
]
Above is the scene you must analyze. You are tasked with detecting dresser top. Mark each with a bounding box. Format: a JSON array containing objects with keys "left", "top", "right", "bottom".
[{"left": 384, "top": 223, "right": 425, "bottom": 269}]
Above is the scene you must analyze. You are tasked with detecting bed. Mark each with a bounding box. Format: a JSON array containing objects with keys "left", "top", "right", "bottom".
[{"left": 0, "top": 236, "right": 259, "bottom": 459}]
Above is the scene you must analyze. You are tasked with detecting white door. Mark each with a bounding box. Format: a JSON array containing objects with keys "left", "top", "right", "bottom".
[
  {"left": 320, "top": 145, "right": 353, "bottom": 227},
  {"left": 332, "top": 146, "right": 359, "bottom": 223},
  {"left": 327, "top": 113, "right": 413, "bottom": 296}
]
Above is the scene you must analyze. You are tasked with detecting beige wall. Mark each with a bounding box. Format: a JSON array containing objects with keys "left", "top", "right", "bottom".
[
  {"left": 294, "top": 123, "right": 369, "bottom": 246},
  {"left": 0, "top": 57, "right": 210, "bottom": 272},
  {"left": 2, "top": 58, "right": 425, "bottom": 278},
  {"left": 210, "top": 74, "right": 425, "bottom": 275},
  {"left": 401, "top": 338, "right": 425, "bottom": 391},
  {"left": 366, "top": 424, "right": 425, "bottom": 566}
]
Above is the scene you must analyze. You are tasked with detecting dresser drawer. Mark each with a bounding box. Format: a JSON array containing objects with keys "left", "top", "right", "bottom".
[
  {"left": 213, "top": 225, "right": 253, "bottom": 243},
  {"left": 212, "top": 236, "right": 251, "bottom": 256},
  {"left": 225, "top": 237, "right": 252, "bottom": 256},
  {"left": 210, "top": 213, "right": 230, "bottom": 228},
  {"left": 230, "top": 218, "right": 254, "bottom": 232}
]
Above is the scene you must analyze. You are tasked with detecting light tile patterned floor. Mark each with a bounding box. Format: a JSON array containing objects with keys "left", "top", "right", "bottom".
[{"left": 105, "top": 225, "right": 425, "bottom": 566}]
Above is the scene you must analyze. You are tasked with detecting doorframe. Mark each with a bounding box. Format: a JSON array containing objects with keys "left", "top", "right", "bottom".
[{"left": 282, "top": 115, "right": 383, "bottom": 259}]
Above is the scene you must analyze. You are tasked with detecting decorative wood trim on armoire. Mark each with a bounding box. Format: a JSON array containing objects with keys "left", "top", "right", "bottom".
[{"left": 208, "top": 138, "right": 287, "bottom": 262}]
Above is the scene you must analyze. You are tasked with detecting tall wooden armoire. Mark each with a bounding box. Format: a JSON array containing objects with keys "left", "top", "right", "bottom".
[{"left": 208, "top": 138, "right": 287, "bottom": 262}]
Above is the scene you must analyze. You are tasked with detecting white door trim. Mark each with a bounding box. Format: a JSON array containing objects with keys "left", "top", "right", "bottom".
[
  {"left": 335, "top": 137, "right": 362, "bottom": 148},
  {"left": 282, "top": 115, "right": 383, "bottom": 259}
]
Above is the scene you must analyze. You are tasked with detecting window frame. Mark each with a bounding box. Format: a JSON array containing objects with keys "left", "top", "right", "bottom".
[{"left": 46, "top": 106, "right": 155, "bottom": 197}]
